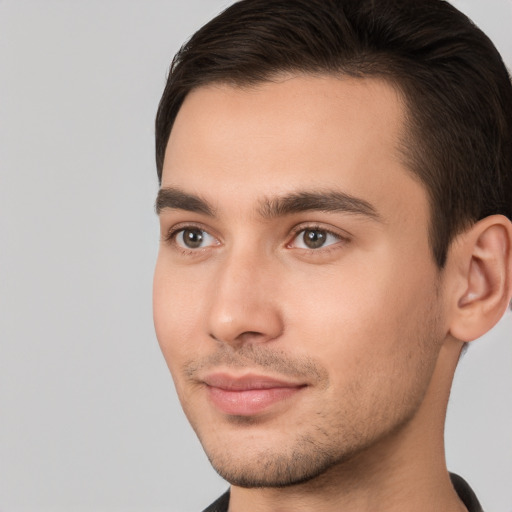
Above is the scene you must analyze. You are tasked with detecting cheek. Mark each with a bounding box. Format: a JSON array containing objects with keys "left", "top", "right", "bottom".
[
  {"left": 282, "top": 251, "right": 440, "bottom": 384},
  {"left": 152, "top": 257, "right": 207, "bottom": 370},
  {"left": 288, "top": 275, "right": 440, "bottom": 436}
]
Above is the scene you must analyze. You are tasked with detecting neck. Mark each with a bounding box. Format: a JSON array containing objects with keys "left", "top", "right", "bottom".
[{"left": 228, "top": 338, "right": 468, "bottom": 512}]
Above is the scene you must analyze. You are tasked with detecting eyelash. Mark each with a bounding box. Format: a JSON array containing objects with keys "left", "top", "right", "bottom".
[
  {"left": 288, "top": 224, "right": 349, "bottom": 252},
  {"left": 163, "top": 222, "right": 216, "bottom": 255},
  {"left": 163, "top": 223, "right": 349, "bottom": 255}
]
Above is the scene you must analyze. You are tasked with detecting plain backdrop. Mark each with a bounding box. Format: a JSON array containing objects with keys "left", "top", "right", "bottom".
[{"left": 0, "top": 1, "right": 511, "bottom": 511}]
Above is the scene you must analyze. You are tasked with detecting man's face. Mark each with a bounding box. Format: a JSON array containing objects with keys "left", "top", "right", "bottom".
[{"left": 154, "top": 75, "right": 447, "bottom": 487}]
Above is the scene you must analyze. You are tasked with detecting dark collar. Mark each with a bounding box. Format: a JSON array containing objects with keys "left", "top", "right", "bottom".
[
  {"left": 202, "top": 489, "right": 230, "bottom": 512},
  {"left": 450, "top": 473, "right": 484, "bottom": 512},
  {"left": 203, "top": 474, "right": 483, "bottom": 512}
]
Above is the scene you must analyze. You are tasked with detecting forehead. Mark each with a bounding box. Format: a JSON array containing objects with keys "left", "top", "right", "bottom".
[{"left": 161, "top": 75, "right": 426, "bottom": 228}]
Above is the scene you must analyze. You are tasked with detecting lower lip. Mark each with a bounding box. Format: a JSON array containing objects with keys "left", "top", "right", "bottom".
[{"left": 207, "top": 386, "right": 303, "bottom": 416}]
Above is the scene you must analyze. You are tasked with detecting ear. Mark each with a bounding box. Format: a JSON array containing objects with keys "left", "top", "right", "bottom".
[{"left": 448, "top": 215, "right": 512, "bottom": 343}]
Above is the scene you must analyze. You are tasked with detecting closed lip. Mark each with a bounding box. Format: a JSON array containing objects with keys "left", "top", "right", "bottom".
[
  {"left": 203, "top": 372, "right": 307, "bottom": 416},
  {"left": 202, "top": 373, "right": 306, "bottom": 391}
]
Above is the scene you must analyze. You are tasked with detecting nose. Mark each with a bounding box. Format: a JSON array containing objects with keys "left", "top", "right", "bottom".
[{"left": 206, "top": 249, "right": 284, "bottom": 348}]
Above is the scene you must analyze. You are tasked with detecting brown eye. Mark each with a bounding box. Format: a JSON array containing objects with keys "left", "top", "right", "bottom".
[
  {"left": 182, "top": 228, "right": 204, "bottom": 248},
  {"left": 290, "top": 227, "right": 341, "bottom": 250},
  {"left": 302, "top": 229, "right": 328, "bottom": 249},
  {"left": 174, "top": 228, "right": 217, "bottom": 249}
]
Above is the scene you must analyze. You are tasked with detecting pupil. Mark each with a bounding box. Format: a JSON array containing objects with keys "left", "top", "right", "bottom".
[
  {"left": 183, "top": 228, "right": 203, "bottom": 248},
  {"left": 304, "top": 229, "right": 326, "bottom": 249}
]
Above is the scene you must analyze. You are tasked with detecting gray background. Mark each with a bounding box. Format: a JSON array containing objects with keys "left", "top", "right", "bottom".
[{"left": 0, "top": 1, "right": 510, "bottom": 511}]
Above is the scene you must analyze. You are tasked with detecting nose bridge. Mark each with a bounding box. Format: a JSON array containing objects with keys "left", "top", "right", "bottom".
[{"left": 206, "top": 242, "right": 282, "bottom": 346}]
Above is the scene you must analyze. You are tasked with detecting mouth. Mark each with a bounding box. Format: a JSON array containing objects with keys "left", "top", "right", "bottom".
[{"left": 202, "top": 373, "right": 307, "bottom": 416}]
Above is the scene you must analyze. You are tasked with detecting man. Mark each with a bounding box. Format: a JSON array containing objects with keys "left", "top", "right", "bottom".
[{"left": 152, "top": 0, "right": 512, "bottom": 510}]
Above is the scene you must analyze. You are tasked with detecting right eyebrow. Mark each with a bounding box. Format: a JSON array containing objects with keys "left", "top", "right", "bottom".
[
  {"left": 155, "top": 187, "right": 215, "bottom": 216},
  {"left": 258, "top": 190, "right": 381, "bottom": 221}
]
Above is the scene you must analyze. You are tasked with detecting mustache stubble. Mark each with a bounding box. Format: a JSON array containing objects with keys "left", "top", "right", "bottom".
[{"left": 183, "top": 344, "right": 329, "bottom": 387}]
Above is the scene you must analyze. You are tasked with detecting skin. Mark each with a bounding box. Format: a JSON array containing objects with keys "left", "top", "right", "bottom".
[{"left": 153, "top": 75, "right": 471, "bottom": 511}]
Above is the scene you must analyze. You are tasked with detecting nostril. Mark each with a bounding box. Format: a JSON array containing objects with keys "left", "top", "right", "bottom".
[
  {"left": 243, "top": 331, "right": 264, "bottom": 337},
  {"left": 209, "top": 330, "right": 268, "bottom": 347}
]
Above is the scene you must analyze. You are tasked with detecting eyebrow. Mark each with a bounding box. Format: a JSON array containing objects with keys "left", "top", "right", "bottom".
[
  {"left": 155, "top": 186, "right": 381, "bottom": 221},
  {"left": 258, "top": 190, "right": 381, "bottom": 220},
  {"left": 155, "top": 187, "right": 215, "bottom": 216}
]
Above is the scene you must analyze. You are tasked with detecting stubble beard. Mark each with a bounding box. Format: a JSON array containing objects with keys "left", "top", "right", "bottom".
[
  {"left": 183, "top": 295, "right": 443, "bottom": 490},
  {"left": 205, "top": 425, "right": 363, "bottom": 488},
  {"left": 189, "top": 360, "right": 436, "bottom": 490},
  {"left": 199, "top": 400, "right": 423, "bottom": 489}
]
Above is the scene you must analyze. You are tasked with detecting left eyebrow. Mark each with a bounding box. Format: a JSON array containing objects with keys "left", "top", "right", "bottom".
[{"left": 258, "top": 190, "right": 382, "bottom": 221}]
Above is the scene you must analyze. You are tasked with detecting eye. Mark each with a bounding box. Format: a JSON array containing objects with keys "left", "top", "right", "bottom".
[
  {"left": 290, "top": 227, "right": 342, "bottom": 250},
  {"left": 173, "top": 227, "right": 218, "bottom": 249}
]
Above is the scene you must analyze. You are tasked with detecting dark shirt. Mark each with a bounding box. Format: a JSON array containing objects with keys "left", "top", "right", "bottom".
[{"left": 202, "top": 473, "right": 483, "bottom": 512}]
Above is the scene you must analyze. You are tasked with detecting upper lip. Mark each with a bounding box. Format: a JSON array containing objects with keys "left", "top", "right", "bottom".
[{"left": 203, "top": 373, "right": 306, "bottom": 391}]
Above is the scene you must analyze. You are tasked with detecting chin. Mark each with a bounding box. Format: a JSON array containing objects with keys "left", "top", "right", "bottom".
[
  {"left": 201, "top": 428, "right": 357, "bottom": 489},
  {"left": 209, "top": 450, "right": 341, "bottom": 488}
]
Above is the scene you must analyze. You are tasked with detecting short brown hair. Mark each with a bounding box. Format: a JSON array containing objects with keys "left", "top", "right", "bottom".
[{"left": 155, "top": 0, "right": 512, "bottom": 267}]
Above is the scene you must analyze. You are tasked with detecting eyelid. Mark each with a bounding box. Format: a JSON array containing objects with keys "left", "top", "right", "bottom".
[
  {"left": 161, "top": 221, "right": 349, "bottom": 253},
  {"left": 163, "top": 222, "right": 221, "bottom": 251},
  {"left": 286, "top": 223, "right": 350, "bottom": 250},
  {"left": 163, "top": 221, "right": 212, "bottom": 240}
]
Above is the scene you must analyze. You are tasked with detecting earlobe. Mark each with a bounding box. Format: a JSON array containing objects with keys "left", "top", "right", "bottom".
[{"left": 448, "top": 215, "right": 512, "bottom": 342}]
